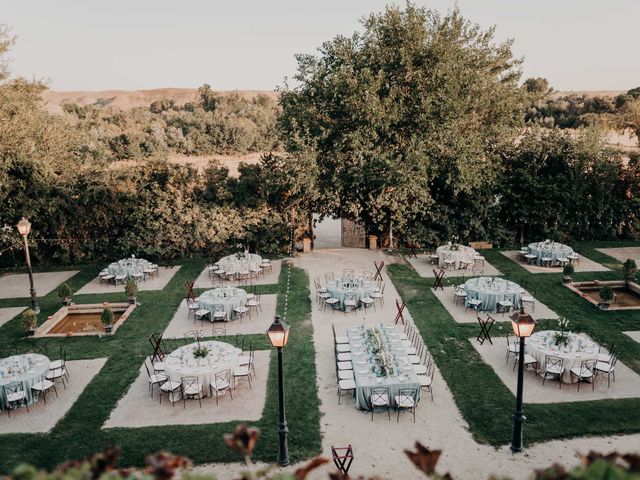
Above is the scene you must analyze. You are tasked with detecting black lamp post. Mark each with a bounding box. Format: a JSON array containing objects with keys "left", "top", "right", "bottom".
[
  {"left": 510, "top": 307, "right": 536, "bottom": 452},
  {"left": 267, "top": 315, "right": 290, "bottom": 466},
  {"left": 17, "top": 217, "right": 39, "bottom": 314}
]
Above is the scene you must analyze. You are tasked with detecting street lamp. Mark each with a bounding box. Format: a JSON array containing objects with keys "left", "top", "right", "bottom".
[
  {"left": 510, "top": 307, "right": 536, "bottom": 453},
  {"left": 267, "top": 315, "right": 290, "bottom": 466},
  {"left": 16, "top": 217, "right": 39, "bottom": 314}
]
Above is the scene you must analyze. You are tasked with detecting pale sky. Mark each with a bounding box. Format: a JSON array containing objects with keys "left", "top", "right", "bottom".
[{"left": 2, "top": 0, "right": 638, "bottom": 92}]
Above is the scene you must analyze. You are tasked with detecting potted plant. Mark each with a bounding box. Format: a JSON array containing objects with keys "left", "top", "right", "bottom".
[
  {"left": 125, "top": 278, "right": 138, "bottom": 305},
  {"left": 562, "top": 263, "right": 574, "bottom": 283},
  {"left": 57, "top": 282, "right": 72, "bottom": 306},
  {"left": 22, "top": 308, "right": 38, "bottom": 336},
  {"left": 623, "top": 258, "right": 637, "bottom": 283},
  {"left": 101, "top": 307, "right": 114, "bottom": 333},
  {"left": 599, "top": 285, "right": 615, "bottom": 309}
]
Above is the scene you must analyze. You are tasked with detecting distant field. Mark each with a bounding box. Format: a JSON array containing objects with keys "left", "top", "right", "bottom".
[
  {"left": 42, "top": 87, "right": 279, "bottom": 114},
  {"left": 108, "top": 152, "right": 265, "bottom": 178}
]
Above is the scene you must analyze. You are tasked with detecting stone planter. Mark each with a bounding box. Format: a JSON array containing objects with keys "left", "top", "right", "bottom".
[
  {"left": 104, "top": 325, "right": 113, "bottom": 333},
  {"left": 128, "top": 296, "right": 137, "bottom": 305},
  {"left": 562, "top": 275, "right": 572, "bottom": 284},
  {"left": 368, "top": 235, "right": 378, "bottom": 250},
  {"left": 302, "top": 237, "right": 312, "bottom": 253},
  {"left": 599, "top": 302, "right": 611, "bottom": 310},
  {"left": 62, "top": 297, "right": 72, "bottom": 306}
]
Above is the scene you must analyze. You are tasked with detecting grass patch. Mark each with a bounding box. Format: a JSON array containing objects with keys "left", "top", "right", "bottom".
[
  {"left": 389, "top": 241, "right": 640, "bottom": 447},
  {"left": 0, "top": 260, "right": 320, "bottom": 472}
]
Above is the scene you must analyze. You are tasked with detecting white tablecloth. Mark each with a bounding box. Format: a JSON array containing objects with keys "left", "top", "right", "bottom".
[
  {"left": 348, "top": 324, "right": 421, "bottom": 410},
  {"left": 527, "top": 242, "right": 574, "bottom": 266},
  {"left": 0, "top": 354, "right": 50, "bottom": 409},
  {"left": 217, "top": 253, "right": 262, "bottom": 274},
  {"left": 198, "top": 287, "right": 248, "bottom": 320},
  {"left": 464, "top": 277, "right": 522, "bottom": 312},
  {"left": 326, "top": 278, "right": 375, "bottom": 310},
  {"left": 107, "top": 258, "right": 152, "bottom": 277},
  {"left": 436, "top": 245, "right": 477, "bottom": 268},
  {"left": 527, "top": 330, "right": 599, "bottom": 383},
  {"left": 164, "top": 341, "right": 241, "bottom": 394}
]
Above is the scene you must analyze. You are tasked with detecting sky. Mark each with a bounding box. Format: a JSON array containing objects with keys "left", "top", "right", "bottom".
[{"left": 1, "top": 0, "right": 638, "bottom": 92}]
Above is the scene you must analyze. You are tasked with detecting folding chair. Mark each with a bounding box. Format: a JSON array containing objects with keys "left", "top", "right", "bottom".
[
  {"left": 476, "top": 315, "right": 495, "bottom": 345},
  {"left": 331, "top": 445, "right": 354, "bottom": 477},
  {"left": 148, "top": 333, "right": 165, "bottom": 364},
  {"left": 406, "top": 242, "right": 418, "bottom": 259},
  {"left": 373, "top": 261, "right": 385, "bottom": 281},
  {"left": 394, "top": 299, "right": 406, "bottom": 325},
  {"left": 432, "top": 269, "right": 445, "bottom": 291}
]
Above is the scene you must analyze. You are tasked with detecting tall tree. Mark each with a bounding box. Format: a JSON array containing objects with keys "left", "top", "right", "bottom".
[{"left": 279, "top": 4, "right": 526, "bottom": 243}]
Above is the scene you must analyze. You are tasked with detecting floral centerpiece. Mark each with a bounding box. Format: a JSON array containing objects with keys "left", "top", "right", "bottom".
[
  {"left": 553, "top": 318, "right": 571, "bottom": 347},
  {"left": 193, "top": 345, "right": 210, "bottom": 359},
  {"left": 450, "top": 235, "right": 460, "bottom": 251},
  {"left": 365, "top": 328, "right": 393, "bottom": 377}
]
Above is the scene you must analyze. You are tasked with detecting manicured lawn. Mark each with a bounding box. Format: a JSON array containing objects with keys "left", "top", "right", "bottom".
[
  {"left": 0, "top": 260, "right": 320, "bottom": 472},
  {"left": 388, "top": 241, "right": 640, "bottom": 447}
]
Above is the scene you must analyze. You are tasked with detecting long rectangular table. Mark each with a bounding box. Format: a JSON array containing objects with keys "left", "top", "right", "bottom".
[{"left": 347, "top": 324, "right": 420, "bottom": 410}]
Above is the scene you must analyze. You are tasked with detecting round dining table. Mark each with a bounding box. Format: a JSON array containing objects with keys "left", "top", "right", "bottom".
[
  {"left": 0, "top": 353, "right": 50, "bottom": 409},
  {"left": 217, "top": 253, "right": 262, "bottom": 274},
  {"left": 198, "top": 286, "right": 248, "bottom": 320},
  {"left": 436, "top": 245, "right": 477, "bottom": 269},
  {"left": 527, "top": 242, "right": 574, "bottom": 266},
  {"left": 107, "top": 258, "right": 152, "bottom": 277},
  {"left": 527, "top": 330, "right": 599, "bottom": 383},
  {"left": 464, "top": 277, "right": 522, "bottom": 312},
  {"left": 163, "top": 341, "right": 242, "bottom": 394},
  {"left": 326, "top": 278, "right": 375, "bottom": 310}
]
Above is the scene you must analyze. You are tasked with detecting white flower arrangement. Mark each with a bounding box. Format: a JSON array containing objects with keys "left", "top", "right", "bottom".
[
  {"left": 553, "top": 318, "right": 571, "bottom": 347},
  {"left": 366, "top": 328, "right": 393, "bottom": 377}
]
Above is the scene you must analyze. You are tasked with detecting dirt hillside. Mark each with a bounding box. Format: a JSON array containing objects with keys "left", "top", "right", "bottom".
[{"left": 42, "top": 88, "right": 279, "bottom": 114}]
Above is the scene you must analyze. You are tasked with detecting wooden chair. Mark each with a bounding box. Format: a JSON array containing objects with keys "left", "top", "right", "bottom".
[
  {"left": 3, "top": 382, "right": 29, "bottom": 417},
  {"left": 210, "top": 369, "right": 233, "bottom": 405},
  {"left": 181, "top": 376, "right": 203, "bottom": 408},
  {"left": 394, "top": 388, "right": 418, "bottom": 423},
  {"left": 331, "top": 445, "right": 354, "bottom": 477},
  {"left": 369, "top": 387, "right": 390, "bottom": 421}
]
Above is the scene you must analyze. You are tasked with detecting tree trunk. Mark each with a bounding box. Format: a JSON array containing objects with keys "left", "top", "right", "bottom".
[{"left": 308, "top": 211, "right": 314, "bottom": 251}]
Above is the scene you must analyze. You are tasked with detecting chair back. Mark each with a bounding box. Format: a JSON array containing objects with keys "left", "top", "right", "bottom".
[
  {"left": 579, "top": 360, "right": 596, "bottom": 377},
  {"left": 213, "top": 304, "right": 225, "bottom": 314},
  {"left": 332, "top": 323, "right": 338, "bottom": 342},
  {"left": 397, "top": 388, "right": 417, "bottom": 406},
  {"left": 343, "top": 269, "right": 355, "bottom": 280},
  {"left": 370, "top": 387, "right": 389, "bottom": 406},
  {"left": 4, "top": 382, "right": 24, "bottom": 397},
  {"left": 609, "top": 354, "right": 618, "bottom": 368},
  {"left": 325, "top": 272, "right": 335, "bottom": 282},
  {"left": 212, "top": 327, "right": 226, "bottom": 337},
  {"left": 345, "top": 292, "right": 356, "bottom": 302},
  {"left": 545, "top": 355, "right": 563, "bottom": 372},
  {"left": 143, "top": 358, "right": 154, "bottom": 379},
  {"left": 215, "top": 370, "right": 231, "bottom": 388},
  {"left": 181, "top": 376, "right": 199, "bottom": 392},
  {"left": 363, "top": 271, "right": 373, "bottom": 281}
]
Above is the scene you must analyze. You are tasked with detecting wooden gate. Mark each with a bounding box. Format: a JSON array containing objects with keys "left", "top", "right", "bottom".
[{"left": 341, "top": 219, "right": 366, "bottom": 248}]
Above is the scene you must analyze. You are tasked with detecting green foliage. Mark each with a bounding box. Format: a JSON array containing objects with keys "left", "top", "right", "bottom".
[
  {"left": 60, "top": 88, "right": 280, "bottom": 162},
  {"left": 280, "top": 4, "right": 526, "bottom": 240},
  {"left": 21, "top": 308, "right": 37, "bottom": 330},
  {"left": 623, "top": 258, "right": 637, "bottom": 280},
  {"left": 498, "top": 128, "right": 637, "bottom": 243},
  {"left": 100, "top": 307, "right": 114, "bottom": 326},
  {"left": 563, "top": 263, "right": 574, "bottom": 276},
  {"left": 57, "top": 283, "right": 72, "bottom": 299},
  {"left": 600, "top": 285, "right": 614, "bottom": 302},
  {"left": 125, "top": 278, "right": 138, "bottom": 297}
]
